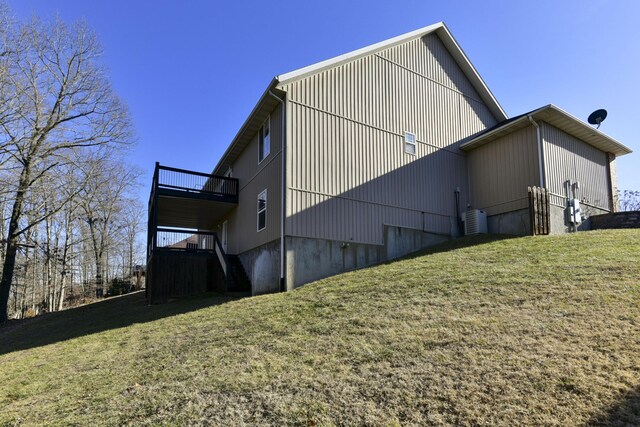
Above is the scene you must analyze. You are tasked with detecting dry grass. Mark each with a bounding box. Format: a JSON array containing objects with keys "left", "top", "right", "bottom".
[{"left": 1, "top": 229, "right": 639, "bottom": 426}]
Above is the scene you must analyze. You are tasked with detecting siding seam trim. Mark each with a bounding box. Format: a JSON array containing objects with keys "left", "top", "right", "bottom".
[
  {"left": 479, "top": 197, "right": 530, "bottom": 210},
  {"left": 289, "top": 186, "right": 451, "bottom": 218},
  {"left": 547, "top": 191, "right": 610, "bottom": 212},
  {"left": 237, "top": 149, "right": 282, "bottom": 192},
  {"left": 289, "top": 99, "right": 466, "bottom": 157},
  {"left": 374, "top": 53, "right": 486, "bottom": 105}
]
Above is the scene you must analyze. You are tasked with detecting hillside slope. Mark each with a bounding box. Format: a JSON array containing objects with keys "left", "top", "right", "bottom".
[{"left": 1, "top": 230, "right": 639, "bottom": 426}]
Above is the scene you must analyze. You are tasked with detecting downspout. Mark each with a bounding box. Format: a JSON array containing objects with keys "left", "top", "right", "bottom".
[
  {"left": 528, "top": 115, "right": 545, "bottom": 188},
  {"left": 268, "top": 90, "right": 286, "bottom": 292}
]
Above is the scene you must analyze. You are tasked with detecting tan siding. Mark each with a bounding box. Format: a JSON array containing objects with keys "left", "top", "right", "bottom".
[
  {"left": 542, "top": 122, "right": 611, "bottom": 211},
  {"left": 281, "top": 33, "right": 497, "bottom": 244},
  {"left": 283, "top": 39, "right": 495, "bottom": 152},
  {"left": 377, "top": 35, "right": 485, "bottom": 108},
  {"left": 219, "top": 104, "right": 282, "bottom": 254},
  {"left": 467, "top": 125, "right": 540, "bottom": 216}
]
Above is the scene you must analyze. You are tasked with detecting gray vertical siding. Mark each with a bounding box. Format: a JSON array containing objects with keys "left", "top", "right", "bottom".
[
  {"left": 219, "top": 104, "right": 282, "bottom": 254},
  {"left": 542, "top": 122, "right": 611, "bottom": 211},
  {"left": 279, "top": 33, "right": 498, "bottom": 245},
  {"left": 467, "top": 125, "right": 540, "bottom": 216}
]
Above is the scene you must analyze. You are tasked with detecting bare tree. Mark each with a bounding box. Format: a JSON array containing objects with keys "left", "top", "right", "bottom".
[
  {"left": 615, "top": 189, "right": 640, "bottom": 212},
  {"left": 117, "top": 197, "right": 144, "bottom": 288},
  {"left": 0, "top": 10, "right": 133, "bottom": 322},
  {"left": 78, "top": 154, "right": 141, "bottom": 295}
]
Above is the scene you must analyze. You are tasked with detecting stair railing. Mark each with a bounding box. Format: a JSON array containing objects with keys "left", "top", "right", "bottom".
[{"left": 213, "top": 232, "right": 230, "bottom": 288}]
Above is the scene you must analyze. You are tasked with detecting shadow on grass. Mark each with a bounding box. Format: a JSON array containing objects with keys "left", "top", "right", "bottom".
[
  {"left": 586, "top": 385, "right": 640, "bottom": 426},
  {"left": 0, "top": 235, "right": 517, "bottom": 356},
  {"left": 393, "top": 233, "right": 517, "bottom": 263},
  {"left": 0, "top": 291, "right": 236, "bottom": 356}
]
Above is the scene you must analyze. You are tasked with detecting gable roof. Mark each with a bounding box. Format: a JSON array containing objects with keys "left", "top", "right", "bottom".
[
  {"left": 212, "top": 22, "right": 507, "bottom": 175},
  {"left": 276, "top": 22, "right": 507, "bottom": 121},
  {"left": 459, "top": 104, "right": 632, "bottom": 156}
]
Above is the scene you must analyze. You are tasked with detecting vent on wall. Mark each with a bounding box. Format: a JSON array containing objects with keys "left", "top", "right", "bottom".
[{"left": 462, "top": 209, "right": 488, "bottom": 235}]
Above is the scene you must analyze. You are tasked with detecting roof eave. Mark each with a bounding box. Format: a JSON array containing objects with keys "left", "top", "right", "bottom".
[
  {"left": 460, "top": 104, "right": 632, "bottom": 156},
  {"left": 276, "top": 22, "right": 445, "bottom": 86},
  {"left": 542, "top": 105, "right": 632, "bottom": 156},
  {"left": 210, "top": 78, "right": 283, "bottom": 176},
  {"left": 213, "top": 22, "right": 513, "bottom": 175},
  {"left": 275, "top": 22, "right": 508, "bottom": 122},
  {"left": 459, "top": 115, "right": 530, "bottom": 151},
  {"left": 436, "top": 23, "right": 508, "bottom": 122}
]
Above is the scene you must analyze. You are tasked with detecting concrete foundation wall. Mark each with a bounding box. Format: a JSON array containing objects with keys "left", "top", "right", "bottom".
[
  {"left": 549, "top": 203, "right": 610, "bottom": 234},
  {"left": 285, "top": 225, "right": 449, "bottom": 290},
  {"left": 485, "top": 203, "right": 611, "bottom": 236},
  {"left": 237, "top": 239, "right": 281, "bottom": 295},
  {"left": 549, "top": 205, "right": 567, "bottom": 235},
  {"left": 487, "top": 208, "right": 531, "bottom": 236}
]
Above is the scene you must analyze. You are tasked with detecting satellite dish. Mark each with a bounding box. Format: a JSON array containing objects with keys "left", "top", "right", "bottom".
[{"left": 588, "top": 109, "right": 607, "bottom": 129}]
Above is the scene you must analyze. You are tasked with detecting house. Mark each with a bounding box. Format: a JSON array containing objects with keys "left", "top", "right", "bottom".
[{"left": 146, "top": 22, "right": 631, "bottom": 302}]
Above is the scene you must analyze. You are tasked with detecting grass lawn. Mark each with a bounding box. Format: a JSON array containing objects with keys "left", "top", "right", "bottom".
[{"left": 1, "top": 229, "right": 639, "bottom": 426}]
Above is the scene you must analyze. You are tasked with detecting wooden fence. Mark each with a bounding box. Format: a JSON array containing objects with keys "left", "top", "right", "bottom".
[{"left": 528, "top": 186, "right": 550, "bottom": 235}]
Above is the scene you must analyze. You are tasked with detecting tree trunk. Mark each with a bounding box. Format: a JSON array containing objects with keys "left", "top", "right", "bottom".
[
  {"left": 0, "top": 164, "right": 31, "bottom": 322},
  {"left": 0, "top": 199, "right": 5, "bottom": 268},
  {"left": 58, "top": 274, "right": 66, "bottom": 311},
  {"left": 58, "top": 215, "right": 72, "bottom": 311},
  {"left": 45, "top": 214, "right": 53, "bottom": 311}
]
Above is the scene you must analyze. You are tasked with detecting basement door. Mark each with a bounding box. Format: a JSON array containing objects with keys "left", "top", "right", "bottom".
[{"left": 221, "top": 220, "right": 228, "bottom": 252}]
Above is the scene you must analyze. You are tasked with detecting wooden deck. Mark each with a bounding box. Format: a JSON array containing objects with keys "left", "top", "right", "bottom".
[
  {"left": 149, "top": 163, "right": 239, "bottom": 230},
  {"left": 146, "top": 163, "right": 241, "bottom": 303}
]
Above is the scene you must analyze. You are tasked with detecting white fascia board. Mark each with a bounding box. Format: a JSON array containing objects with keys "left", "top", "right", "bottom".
[
  {"left": 436, "top": 23, "right": 508, "bottom": 121},
  {"left": 276, "top": 22, "right": 444, "bottom": 85},
  {"left": 459, "top": 116, "right": 530, "bottom": 151},
  {"left": 461, "top": 104, "right": 632, "bottom": 156},
  {"left": 210, "top": 78, "right": 279, "bottom": 176},
  {"left": 276, "top": 22, "right": 508, "bottom": 123},
  {"left": 543, "top": 105, "right": 632, "bottom": 155}
]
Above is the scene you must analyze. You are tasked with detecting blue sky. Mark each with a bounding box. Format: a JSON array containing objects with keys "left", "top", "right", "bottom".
[{"left": 8, "top": 0, "right": 640, "bottom": 196}]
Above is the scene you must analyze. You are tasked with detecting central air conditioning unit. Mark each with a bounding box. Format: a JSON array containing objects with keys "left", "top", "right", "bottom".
[{"left": 462, "top": 209, "right": 488, "bottom": 235}]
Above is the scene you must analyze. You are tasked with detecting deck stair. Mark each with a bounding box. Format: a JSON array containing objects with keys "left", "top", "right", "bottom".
[{"left": 226, "top": 255, "right": 251, "bottom": 293}]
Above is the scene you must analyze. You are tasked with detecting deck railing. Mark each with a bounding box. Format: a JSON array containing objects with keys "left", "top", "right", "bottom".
[
  {"left": 153, "top": 163, "right": 239, "bottom": 199},
  {"left": 153, "top": 228, "right": 218, "bottom": 251},
  {"left": 148, "top": 227, "right": 230, "bottom": 286},
  {"left": 147, "top": 163, "right": 239, "bottom": 269}
]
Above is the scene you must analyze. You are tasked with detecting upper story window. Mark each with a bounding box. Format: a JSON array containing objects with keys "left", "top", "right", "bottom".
[
  {"left": 259, "top": 117, "right": 270, "bottom": 163},
  {"left": 404, "top": 131, "right": 416, "bottom": 155},
  {"left": 257, "top": 189, "right": 267, "bottom": 231}
]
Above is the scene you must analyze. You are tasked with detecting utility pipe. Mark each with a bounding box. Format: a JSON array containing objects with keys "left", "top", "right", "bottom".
[
  {"left": 268, "top": 90, "right": 286, "bottom": 292},
  {"left": 528, "top": 115, "right": 545, "bottom": 188}
]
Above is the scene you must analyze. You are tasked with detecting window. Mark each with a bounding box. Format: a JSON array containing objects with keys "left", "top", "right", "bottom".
[
  {"left": 259, "top": 117, "right": 270, "bottom": 163},
  {"left": 404, "top": 131, "right": 416, "bottom": 155},
  {"left": 257, "top": 189, "right": 267, "bottom": 231}
]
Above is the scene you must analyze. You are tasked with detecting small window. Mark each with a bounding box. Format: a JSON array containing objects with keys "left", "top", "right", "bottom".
[
  {"left": 404, "top": 131, "right": 416, "bottom": 155},
  {"left": 257, "top": 189, "right": 267, "bottom": 231},
  {"left": 259, "top": 117, "right": 270, "bottom": 163}
]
